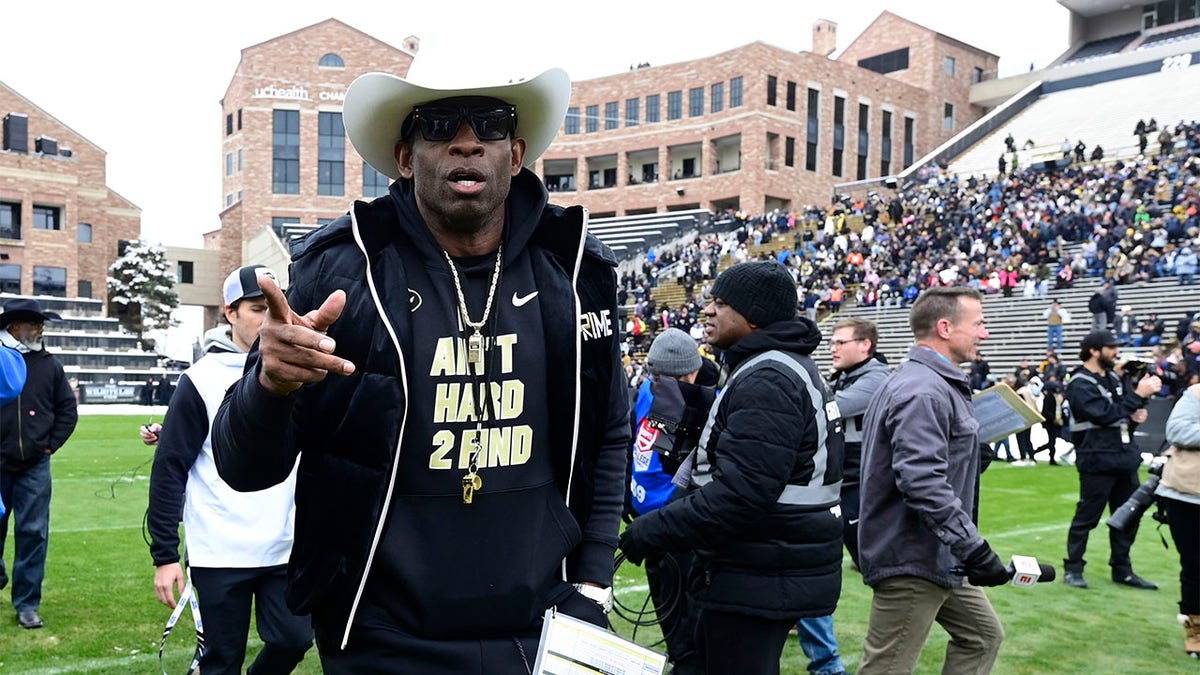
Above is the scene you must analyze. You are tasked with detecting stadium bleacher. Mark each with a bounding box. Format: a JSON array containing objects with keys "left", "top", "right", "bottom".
[
  {"left": 1060, "top": 32, "right": 1139, "bottom": 66},
  {"left": 950, "top": 65, "right": 1200, "bottom": 177}
]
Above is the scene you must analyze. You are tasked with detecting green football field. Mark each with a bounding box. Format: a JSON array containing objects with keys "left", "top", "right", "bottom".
[{"left": 0, "top": 415, "right": 1194, "bottom": 673}]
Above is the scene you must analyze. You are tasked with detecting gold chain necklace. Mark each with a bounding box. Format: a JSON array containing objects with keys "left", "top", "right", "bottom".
[{"left": 443, "top": 245, "right": 503, "bottom": 504}]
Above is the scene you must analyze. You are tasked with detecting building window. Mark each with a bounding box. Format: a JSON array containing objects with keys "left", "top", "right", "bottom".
[
  {"left": 881, "top": 110, "right": 893, "bottom": 176},
  {"left": 646, "top": 94, "right": 661, "bottom": 123},
  {"left": 832, "top": 95, "right": 845, "bottom": 178},
  {"left": 945, "top": 56, "right": 956, "bottom": 77},
  {"left": 766, "top": 75, "right": 777, "bottom": 106},
  {"left": 0, "top": 264, "right": 19, "bottom": 294},
  {"left": 785, "top": 137, "right": 795, "bottom": 167},
  {"left": 806, "top": 88, "right": 819, "bottom": 172},
  {"left": 319, "top": 53, "right": 345, "bottom": 67},
  {"left": 858, "top": 48, "right": 909, "bottom": 75},
  {"left": 604, "top": 101, "right": 619, "bottom": 130},
  {"left": 730, "top": 76, "right": 743, "bottom": 108},
  {"left": 362, "top": 162, "right": 389, "bottom": 198},
  {"left": 857, "top": 102, "right": 870, "bottom": 181},
  {"left": 33, "top": 205, "right": 61, "bottom": 230},
  {"left": 238, "top": 148, "right": 243, "bottom": 172},
  {"left": 78, "top": 222, "right": 92, "bottom": 243},
  {"left": 904, "top": 116, "right": 916, "bottom": 168},
  {"left": 77, "top": 280, "right": 92, "bottom": 298},
  {"left": 225, "top": 152, "right": 234, "bottom": 176},
  {"left": 586, "top": 105, "right": 599, "bottom": 133},
  {"left": 711, "top": 82, "right": 724, "bottom": 113},
  {"left": 272, "top": 109, "right": 300, "bottom": 194},
  {"left": 972, "top": 67, "right": 984, "bottom": 83},
  {"left": 271, "top": 216, "right": 301, "bottom": 239},
  {"left": 943, "top": 102, "right": 954, "bottom": 130},
  {"left": 625, "top": 98, "right": 639, "bottom": 127},
  {"left": 237, "top": 109, "right": 242, "bottom": 131},
  {"left": 689, "top": 87, "right": 704, "bottom": 117},
  {"left": 786, "top": 81, "right": 797, "bottom": 111},
  {"left": 177, "top": 261, "right": 194, "bottom": 284},
  {"left": 667, "top": 91, "right": 682, "bottom": 120},
  {"left": 226, "top": 113, "right": 234, "bottom": 136},
  {"left": 318, "top": 111, "right": 345, "bottom": 196},
  {"left": 33, "top": 265, "right": 66, "bottom": 297},
  {"left": 565, "top": 107, "right": 580, "bottom": 134},
  {"left": 0, "top": 201, "right": 19, "bottom": 240}
]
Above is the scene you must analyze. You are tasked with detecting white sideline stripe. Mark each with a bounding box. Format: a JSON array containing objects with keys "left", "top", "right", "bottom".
[
  {"left": 10, "top": 652, "right": 148, "bottom": 674},
  {"left": 6, "top": 639, "right": 271, "bottom": 673},
  {"left": 53, "top": 524, "right": 141, "bottom": 533},
  {"left": 985, "top": 523, "right": 1064, "bottom": 538}
]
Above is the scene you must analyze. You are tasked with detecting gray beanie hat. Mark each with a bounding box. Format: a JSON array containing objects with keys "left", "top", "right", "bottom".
[
  {"left": 711, "top": 261, "right": 797, "bottom": 326},
  {"left": 646, "top": 327, "right": 703, "bottom": 376}
]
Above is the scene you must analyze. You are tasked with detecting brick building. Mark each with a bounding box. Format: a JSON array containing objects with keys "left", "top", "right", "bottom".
[
  {"left": 0, "top": 82, "right": 140, "bottom": 302},
  {"left": 537, "top": 12, "right": 998, "bottom": 218},
  {"left": 195, "top": 18, "right": 415, "bottom": 326},
  {"left": 170, "top": 12, "right": 997, "bottom": 323},
  {"left": 185, "top": 12, "right": 996, "bottom": 314}
]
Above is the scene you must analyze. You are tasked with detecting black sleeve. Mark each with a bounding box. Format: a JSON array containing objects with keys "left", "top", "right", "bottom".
[
  {"left": 629, "top": 367, "right": 810, "bottom": 552},
  {"left": 147, "top": 375, "right": 208, "bottom": 566},
  {"left": 48, "top": 361, "right": 78, "bottom": 451},
  {"left": 211, "top": 354, "right": 301, "bottom": 492},
  {"left": 1065, "top": 374, "right": 1145, "bottom": 427}
]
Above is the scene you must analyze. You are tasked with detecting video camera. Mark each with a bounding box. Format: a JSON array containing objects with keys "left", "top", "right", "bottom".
[
  {"left": 1106, "top": 457, "right": 1167, "bottom": 532},
  {"left": 1119, "top": 358, "right": 1149, "bottom": 384}
]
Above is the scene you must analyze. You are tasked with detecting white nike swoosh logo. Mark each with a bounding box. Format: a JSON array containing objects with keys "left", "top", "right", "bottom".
[
  {"left": 512, "top": 291, "right": 538, "bottom": 307},
  {"left": 848, "top": 519, "right": 859, "bottom": 525}
]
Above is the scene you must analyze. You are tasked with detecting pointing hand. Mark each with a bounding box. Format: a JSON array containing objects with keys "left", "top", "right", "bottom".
[{"left": 255, "top": 274, "right": 355, "bottom": 396}]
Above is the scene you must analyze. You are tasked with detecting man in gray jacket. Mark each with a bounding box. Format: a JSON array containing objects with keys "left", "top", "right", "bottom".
[{"left": 857, "top": 287, "right": 1009, "bottom": 674}]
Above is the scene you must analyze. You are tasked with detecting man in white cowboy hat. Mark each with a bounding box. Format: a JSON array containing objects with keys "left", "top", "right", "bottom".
[
  {"left": 0, "top": 298, "right": 78, "bottom": 630},
  {"left": 211, "top": 65, "right": 629, "bottom": 673}
]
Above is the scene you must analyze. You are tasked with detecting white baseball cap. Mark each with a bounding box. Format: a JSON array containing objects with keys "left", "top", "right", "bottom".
[{"left": 223, "top": 264, "right": 277, "bottom": 307}]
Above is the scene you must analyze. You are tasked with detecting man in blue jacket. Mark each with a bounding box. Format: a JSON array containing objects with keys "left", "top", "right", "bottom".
[
  {"left": 620, "top": 261, "right": 844, "bottom": 675},
  {"left": 211, "top": 65, "right": 628, "bottom": 674},
  {"left": 0, "top": 298, "right": 78, "bottom": 629}
]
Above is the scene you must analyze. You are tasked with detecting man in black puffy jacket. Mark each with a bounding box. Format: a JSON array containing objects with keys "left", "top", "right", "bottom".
[{"left": 621, "top": 261, "right": 843, "bottom": 675}]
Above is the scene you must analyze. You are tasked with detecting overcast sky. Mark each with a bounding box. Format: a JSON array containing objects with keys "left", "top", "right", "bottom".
[{"left": 3, "top": 0, "right": 1072, "bottom": 249}]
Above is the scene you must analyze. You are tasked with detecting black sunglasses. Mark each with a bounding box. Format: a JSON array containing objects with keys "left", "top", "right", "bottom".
[{"left": 404, "top": 105, "right": 517, "bottom": 143}]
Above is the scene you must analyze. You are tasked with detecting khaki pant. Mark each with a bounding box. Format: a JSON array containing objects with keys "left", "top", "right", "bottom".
[{"left": 858, "top": 575, "right": 1004, "bottom": 675}]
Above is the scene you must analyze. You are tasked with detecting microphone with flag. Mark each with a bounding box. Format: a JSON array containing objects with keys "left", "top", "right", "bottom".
[
  {"left": 1006, "top": 555, "right": 1056, "bottom": 587},
  {"left": 950, "top": 554, "right": 1056, "bottom": 587}
]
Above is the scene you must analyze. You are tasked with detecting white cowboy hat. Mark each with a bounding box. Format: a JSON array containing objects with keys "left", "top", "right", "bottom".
[{"left": 343, "top": 67, "right": 571, "bottom": 180}]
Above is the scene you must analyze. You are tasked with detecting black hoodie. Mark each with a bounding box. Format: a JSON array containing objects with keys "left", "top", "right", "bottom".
[{"left": 212, "top": 169, "right": 629, "bottom": 650}]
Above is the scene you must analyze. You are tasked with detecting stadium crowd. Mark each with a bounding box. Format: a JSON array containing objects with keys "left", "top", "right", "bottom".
[{"left": 621, "top": 119, "right": 1200, "bottom": 358}]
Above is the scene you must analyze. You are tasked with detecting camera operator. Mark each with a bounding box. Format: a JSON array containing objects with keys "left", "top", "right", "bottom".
[
  {"left": 1063, "top": 330, "right": 1162, "bottom": 590},
  {"left": 1160, "top": 382, "right": 1200, "bottom": 658}
]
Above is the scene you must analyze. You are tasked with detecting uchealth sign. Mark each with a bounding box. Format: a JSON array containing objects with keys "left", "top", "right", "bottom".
[{"left": 252, "top": 84, "right": 346, "bottom": 102}]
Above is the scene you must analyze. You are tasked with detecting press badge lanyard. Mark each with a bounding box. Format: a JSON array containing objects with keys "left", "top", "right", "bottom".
[{"left": 158, "top": 567, "right": 205, "bottom": 675}]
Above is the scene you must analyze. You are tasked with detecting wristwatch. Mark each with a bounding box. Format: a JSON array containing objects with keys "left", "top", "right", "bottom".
[{"left": 573, "top": 583, "right": 614, "bottom": 614}]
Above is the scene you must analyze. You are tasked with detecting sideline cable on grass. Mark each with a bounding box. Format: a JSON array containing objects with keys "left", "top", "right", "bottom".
[{"left": 611, "top": 550, "right": 685, "bottom": 649}]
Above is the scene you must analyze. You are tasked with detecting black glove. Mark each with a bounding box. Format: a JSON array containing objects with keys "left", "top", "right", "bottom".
[
  {"left": 619, "top": 525, "right": 651, "bottom": 566},
  {"left": 958, "top": 540, "right": 1009, "bottom": 587}
]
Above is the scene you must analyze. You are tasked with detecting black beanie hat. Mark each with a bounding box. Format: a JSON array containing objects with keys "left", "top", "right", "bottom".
[{"left": 710, "top": 261, "right": 797, "bottom": 326}]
